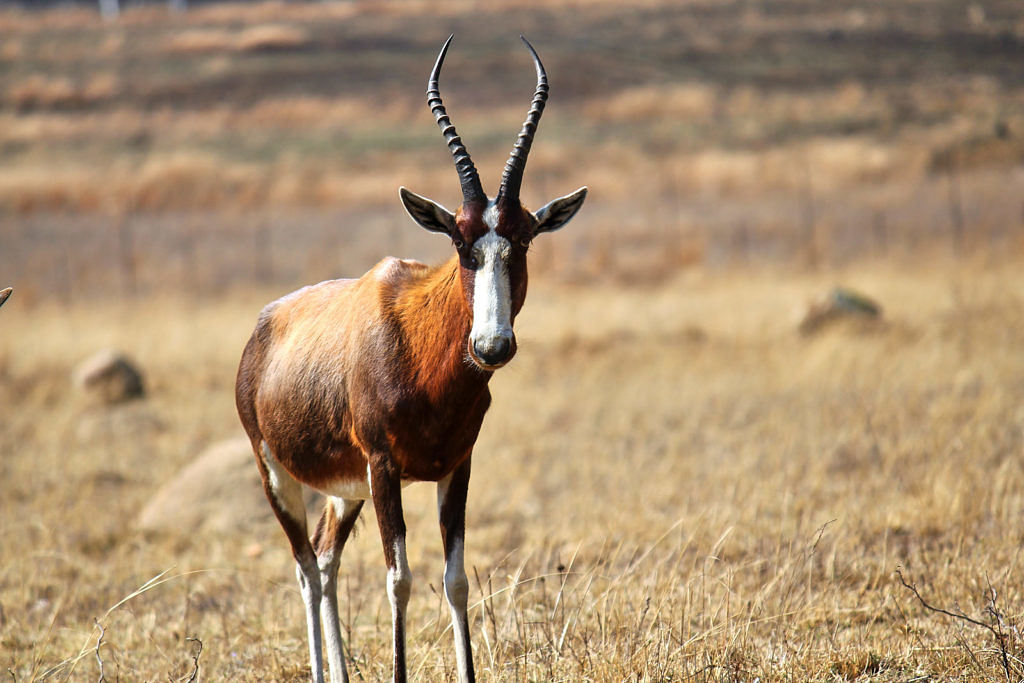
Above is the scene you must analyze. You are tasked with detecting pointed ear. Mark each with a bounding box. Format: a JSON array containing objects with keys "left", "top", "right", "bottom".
[
  {"left": 400, "top": 187, "right": 456, "bottom": 236},
  {"left": 533, "top": 187, "right": 588, "bottom": 235},
  {"left": 0, "top": 288, "right": 11, "bottom": 309}
]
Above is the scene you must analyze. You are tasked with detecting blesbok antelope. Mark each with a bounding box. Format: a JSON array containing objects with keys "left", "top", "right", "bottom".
[{"left": 235, "top": 36, "right": 586, "bottom": 683}]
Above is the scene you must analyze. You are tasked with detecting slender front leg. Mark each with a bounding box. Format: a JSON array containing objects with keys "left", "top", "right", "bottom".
[
  {"left": 437, "top": 456, "right": 474, "bottom": 683},
  {"left": 312, "top": 497, "right": 364, "bottom": 683},
  {"left": 368, "top": 458, "right": 412, "bottom": 683}
]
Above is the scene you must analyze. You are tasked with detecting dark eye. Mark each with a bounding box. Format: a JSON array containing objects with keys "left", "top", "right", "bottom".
[
  {"left": 453, "top": 238, "right": 465, "bottom": 250},
  {"left": 519, "top": 237, "right": 532, "bottom": 249}
]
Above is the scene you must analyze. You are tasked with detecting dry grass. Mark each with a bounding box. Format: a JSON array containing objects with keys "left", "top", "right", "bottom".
[
  {"left": 5, "top": 73, "right": 121, "bottom": 111},
  {"left": 2, "top": 260, "right": 1024, "bottom": 680},
  {"left": 165, "top": 24, "right": 310, "bottom": 54},
  {"left": 2, "top": 1, "right": 1024, "bottom": 678}
]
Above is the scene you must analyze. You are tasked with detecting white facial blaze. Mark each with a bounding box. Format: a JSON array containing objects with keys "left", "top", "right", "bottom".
[{"left": 470, "top": 206, "right": 514, "bottom": 362}]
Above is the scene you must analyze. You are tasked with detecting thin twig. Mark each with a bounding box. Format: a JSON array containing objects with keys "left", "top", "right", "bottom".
[
  {"left": 182, "top": 637, "right": 202, "bottom": 683},
  {"left": 896, "top": 568, "right": 991, "bottom": 630},
  {"left": 809, "top": 518, "right": 837, "bottom": 557},
  {"left": 51, "top": 568, "right": 208, "bottom": 680},
  {"left": 94, "top": 620, "right": 107, "bottom": 683},
  {"left": 984, "top": 578, "right": 1013, "bottom": 682},
  {"left": 897, "top": 567, "right": 1018, "bottom": 681}
]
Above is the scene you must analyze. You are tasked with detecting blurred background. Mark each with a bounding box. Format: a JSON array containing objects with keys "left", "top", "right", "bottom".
[
  {"left": 2, "top": 0, "right": 1022, "bottom": 301},
  {"left": 3, "top": 1, "right": 1024, "bottom": 680}
]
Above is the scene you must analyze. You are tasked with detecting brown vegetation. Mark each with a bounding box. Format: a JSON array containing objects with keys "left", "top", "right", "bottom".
[
  {"left": 2, "top": 0, "right": 1024, "bottom": 680},
  {"left": 3, "top": 263, "right": 1024, "bottom": 680},
  {"left": 166, "top": 24, "right": 311, "bottom": 54}
]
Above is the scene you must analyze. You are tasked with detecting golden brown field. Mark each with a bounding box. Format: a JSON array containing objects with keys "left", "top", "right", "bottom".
[
  {"left": 4, "top": 263, "right": 1024, "bottom": 681},
  {"left": 3, "top": 0, "right": 1024, "bottom": 681}
]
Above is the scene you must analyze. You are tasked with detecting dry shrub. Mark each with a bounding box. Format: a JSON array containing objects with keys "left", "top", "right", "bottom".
[
  {"left": 547, "top": 135, "right": 919, "bottom": 205},
  {"left": 234, "top": 24, "right": 310, "bottom": 53},
  {"left": 6, "top": 73, "right": 120, "bottom": 111},
  {"left": 183, "top": 0, "right": 356, "bottom": 26},
  {"left": 82, "top": 73, "right": 121, "bottom": 101},
  {"left": 667, "top": 138, "right": 929, "bottom": 196},
  {"left": 165, "top": 24, "right": 309, "bottom": 55},
  {"left": 0, "top": 5, "right": 97, "bottom": 32},
  {"left": 0, "top": 154, "right": 419, "bottom": 214},
  {"left": 243, "top": 96, "right": 416, "bottom": 129},
  {"left": 556, "top": 140, "right": 652, "bottom": 202},
  {"left": 7, "top": 75, "right": 78, "bottom": 110},
  {"left": 0, "top": 95, "right": 415, "bottom": 146},
  {"left": 0, "top": 166, "right": 105, "bottom": 213},
  {"left": 264, "top": 164, "right": 426, "bottom": 207},
  {"left": 826, "top": 141, "right": 915, "bottom": 188},
  {"left": 0, "top": 153, "right": 271, "bottom": 213},
  {"left": 724, "top": 81, "right": 885, "bottom": 128},
  {"left": 164, "top": 28, "right": 237, "bottom": 54},
  {"left": 0, "top": 112, "right": 79, "bottom": 144},
  {"left": 153, "top": 0, "right": 663, "bottom": 29},
  {"left": 688, "top": 148, "right": 762, "bottom": 194},
  {"left": 585, "top": 83, "right": 717, "bottom": 121},
  {"left": 128, "top": 153, "right": 266, "bottom": 210},
  {"left": 0, "top": 108, "right": 163, "bottom": 150},
  {"left": 244, "top": 96, "right": 339, "bottom": 128}
]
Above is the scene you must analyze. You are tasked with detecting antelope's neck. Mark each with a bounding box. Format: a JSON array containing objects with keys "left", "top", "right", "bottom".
[{"left": 395, "top": 256, "right": 484, "bottom": 394}]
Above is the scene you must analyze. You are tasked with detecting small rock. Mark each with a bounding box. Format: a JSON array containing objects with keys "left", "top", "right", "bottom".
[
  {"left": 73, "top": 349, "right": 145, "bottom": 404},
  {"left": 137, "top": 436, "right": 322, "bottom": 535},
  {"left": 137, "top": 437, "right": 263, "bottom": 534},
  {"left": 799, "top": 286, "right": 882, "bottom": 335}
]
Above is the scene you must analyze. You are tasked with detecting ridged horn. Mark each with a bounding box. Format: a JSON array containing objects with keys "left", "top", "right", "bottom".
[
  {"left": 497, "top": 36, "right": 548, "bottom": 205},
  {"left": 428, "top": 35, "right": 486, "bottom": 205}
]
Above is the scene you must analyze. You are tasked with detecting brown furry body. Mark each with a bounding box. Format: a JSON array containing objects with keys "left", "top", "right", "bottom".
[{"left": 235, "top": 254, "right": 492, "bottom": 494}]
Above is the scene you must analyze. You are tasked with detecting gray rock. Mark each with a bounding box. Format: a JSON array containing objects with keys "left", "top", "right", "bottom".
[
  {"left": 73, "top": 349, "right": 145, "bottom": 404},
  {"left": 137, "top": 437, "right": 264, "bottom": 534},
  {"left": 799, "top": 286, "right": 882, "bottom": 335},
  {"left": 137, "top": 436, "right": 322, "bottom": 535}
]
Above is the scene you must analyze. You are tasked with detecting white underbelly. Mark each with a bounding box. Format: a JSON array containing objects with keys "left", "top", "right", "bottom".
[{"left": 316, "top": 470, "right": 415, "bottom": 501}]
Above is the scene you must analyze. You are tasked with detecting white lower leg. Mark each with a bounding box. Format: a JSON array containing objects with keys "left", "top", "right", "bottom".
[
  {"left": 318, "top": 498, "right": 361, "bottom": 683},
  {"left": 387, "top": 536, "right": 412, "bottom": 680},
  {"left": 387, "top": 536, "right": 412, "bottom": 622},
  {"left": 443, "top": 537, "right": 473, "bottom": 683},
  {"left": 320, "top": 572, "right": 349, "bottom": 683},
  {"left": 296, "top": 559, "right": 325, "bottom": 683}
]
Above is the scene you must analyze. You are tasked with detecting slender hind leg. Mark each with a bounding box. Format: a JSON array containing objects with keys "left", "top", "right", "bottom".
[
  {"left": 256, "top": 441, "right": 325, "bottom": 683},
  {"left": 437, "top": 457, "right": 475, "bottom": 683},
  {"left": 368, "top": 456, "right": 412, "bottom": 683},
  {"left": 312, "top": 497, "right": 364, "bottom": 683}
]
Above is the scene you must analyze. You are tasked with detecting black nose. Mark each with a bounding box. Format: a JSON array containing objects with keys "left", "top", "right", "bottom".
[{"left": 474, "top": 336, "right": 511, "bottom": 366}]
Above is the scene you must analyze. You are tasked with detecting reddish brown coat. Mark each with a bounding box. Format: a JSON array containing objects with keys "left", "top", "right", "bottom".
[{"left": 235, "top": 253, "right": 493, "bottom": 492}]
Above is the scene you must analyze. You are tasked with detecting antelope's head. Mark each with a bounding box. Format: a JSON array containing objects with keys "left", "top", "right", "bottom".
[{"left": 401, "top": 36, "right": 587, "bottom": 370}]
